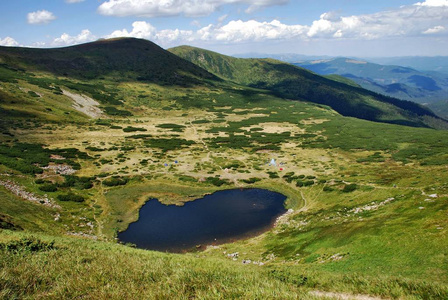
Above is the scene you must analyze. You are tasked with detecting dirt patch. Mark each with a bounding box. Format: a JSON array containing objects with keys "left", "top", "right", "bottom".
[
  {"left": 300, "top": 118, "right": 329, "bottom": 125},
  {"left": 62, "top": 89, "right": 103, "bottom": 118},
  {"left": 310, "top": 290, "right": 384, "bottom": 300}
]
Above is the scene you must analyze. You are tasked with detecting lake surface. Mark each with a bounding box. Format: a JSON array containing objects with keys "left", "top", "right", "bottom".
[{"left": 118, "top": 188, "right": 287, "bottom": 252}]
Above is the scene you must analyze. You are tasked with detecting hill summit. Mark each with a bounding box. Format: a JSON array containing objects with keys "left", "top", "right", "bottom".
[{"left": 0, "top": 38, "right": 216, "bottom": 85}]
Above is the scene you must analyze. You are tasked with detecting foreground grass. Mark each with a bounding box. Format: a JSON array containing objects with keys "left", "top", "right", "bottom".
[
  {"left": 0, "top": 230, "right": 306, "bottom": 299},
  {"left": 1, "top": 230, "right": 447, "bottom": 299}
]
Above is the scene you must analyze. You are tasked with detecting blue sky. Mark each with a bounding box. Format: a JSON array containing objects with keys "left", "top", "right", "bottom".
[{"left": 0, "top": 0, "right": 447, "bottom": 57}]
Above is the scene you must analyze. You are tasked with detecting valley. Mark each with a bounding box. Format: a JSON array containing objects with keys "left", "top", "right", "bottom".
[{"left": 0, "top": 38, "right": 447, "bottom": 299}]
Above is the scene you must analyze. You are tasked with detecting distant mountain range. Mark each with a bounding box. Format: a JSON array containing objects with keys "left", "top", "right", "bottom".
[
  {"left": 234, "top": 53, "right": 448, "bottom": 74},
  {"left": 293, "top": 58, "right": 448, "bottom": 118}
]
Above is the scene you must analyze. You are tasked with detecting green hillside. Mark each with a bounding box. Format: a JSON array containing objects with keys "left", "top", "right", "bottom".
[
  {"left": 0, "top": 38, "right": 216, "bottom": 85},
  {"left": 1, "top": 38, "right": 448, "bottom": 299},
  {"left": 169, "top": 45, "right": 446, "bottom": 129}
]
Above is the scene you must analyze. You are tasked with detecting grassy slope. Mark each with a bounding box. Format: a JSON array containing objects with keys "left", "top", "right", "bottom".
[
  {"left": 169, "top": 45, "right": 447, "bottom": 129},
  {"left": 0, "top": 39, "right": 448, "bottom": 299},
  {"left": 0, "top": 38, "right": 216, "bottom": 85},
  {"left": 0, "top": 231, "right": 307, "bottom": 299}
]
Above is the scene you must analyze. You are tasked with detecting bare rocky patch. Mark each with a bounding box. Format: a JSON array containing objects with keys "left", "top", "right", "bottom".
[{"left": 62, "top": 89, "right": 103, "bottom": 118}]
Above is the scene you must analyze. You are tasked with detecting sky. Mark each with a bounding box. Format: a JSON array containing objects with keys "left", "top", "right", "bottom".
[{"left": 0, "top": 0, "right": 447, "bottom": 57}]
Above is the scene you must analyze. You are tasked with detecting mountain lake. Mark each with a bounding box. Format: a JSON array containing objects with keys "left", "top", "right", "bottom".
[{"left": 118, "top": 188, "right": 287, "bottom": 252}]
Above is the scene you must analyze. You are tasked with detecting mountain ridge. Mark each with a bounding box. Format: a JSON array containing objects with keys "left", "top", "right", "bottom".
[
  {"left": 169, "top": 45, "right": 447, "bottom": 129},
  {"left": 0, "top": 38, "right": 217, "bottom": 85},
  {"left": 0, "top": 38, "right": 446, "bottom": 129}
]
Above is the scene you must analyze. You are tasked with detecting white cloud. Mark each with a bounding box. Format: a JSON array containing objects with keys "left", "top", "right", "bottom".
[
  {"left": 423, "top": 25, "right": 446, "bottom": 33},
  {"left": 211, "top": 20, "right": 306, "bottom": 42},
  {"left": 52, "top": 30, "right": 96, "bottom": 47},
  {"left": 97, "top": 0, "right": 288, "bottom": 17},
  {"left": 66, "top": 0, "right": 85, "bottom": 3},
  {"left": 305, "top": 3, "right": 448, "bottom": 39},
  {"left": 107, "top": 21, "right": 158, "bottom": 39},
  {"left": 414, "top": 0, "right": 448, "bottom": 6},
  {"left": 105, "top": 20, "right": 306, "bottom": 46},
  {"left": 0, "top": 37, "right": 19, "bottom": 47},
  {"left": 27, "top": 10, "right": 56, "bottom": 25}
]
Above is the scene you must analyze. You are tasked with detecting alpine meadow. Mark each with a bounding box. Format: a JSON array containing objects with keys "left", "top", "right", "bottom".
[{"left": 0, "top": 34, "right": 447, "bottom": 300}]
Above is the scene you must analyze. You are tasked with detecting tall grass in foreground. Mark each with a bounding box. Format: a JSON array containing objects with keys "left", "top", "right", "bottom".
[
  {"left": 1, "top": 231, "right": 447, "bottom": 299},
  {"left": 0, "top": 231, "right": 304, "bottom": 299}
]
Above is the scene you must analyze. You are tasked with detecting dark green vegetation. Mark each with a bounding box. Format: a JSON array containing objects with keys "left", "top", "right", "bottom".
[
  {"left": 0, "top": 38, "right": 215, "bottom": 85},
  {"left": 170, "top": 46, "right": 447, "bottom": 129},
  {"left": 0, "top": 38, "right": 447, "bottom": 299}
]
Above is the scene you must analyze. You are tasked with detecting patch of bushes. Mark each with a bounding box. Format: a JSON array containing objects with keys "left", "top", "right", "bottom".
[
  {"left": 86, "top": 146, "right": 105, "bottom": 152},
  {"left": 267, "top": 171, "right": 279, "bottom": 179},
  {"left": 59, "top": 175, "right": 94, "bottom": 190},
  {"left": 102, "top": 176, "right": 128, "bottom": 187},
  {"left": 156, "top": 123, "right": 186, "bottom": 132},
  {"left": 296, "top": 180, "right": 314, "bottom": 187},
  {"left": 104, "top": 106, "right": 132, "bottom": 117},
  {"left": 57, "top": 193, "right": 85, "bottom": 202},
  {"left": 191, "top": 119, "right": 211, "bottom": 124},
  {"left": 205, "top": 176, "right": 229, "bottom": 187},
  {"left": 242, "top": 177, "right": 261, "bottom": 184},
  {"left": 342, "top": 184, "right": 357, "bottom": 193},
  {"left": 123, "top": 126, "right": 147, "bottom": 132},
  {"left": 323, "top": 186, "right": 334, "bottom": 192},
  {"left": 0, "top": 237, "right": 55, "bottom": 253},
  {"left": 38, "top": 184, "right": 58, "bottom": 192}
]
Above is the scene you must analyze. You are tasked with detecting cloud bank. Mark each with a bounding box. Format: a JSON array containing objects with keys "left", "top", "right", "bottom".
[
  {"left": 43, "top": 0, "right": 448, "bottom": 51},
  {"left": 101, "top": 0, "right": 448, "bottom": 46},
  {"left": 97, "top": 0, "right": 288, "bottom": 17}
]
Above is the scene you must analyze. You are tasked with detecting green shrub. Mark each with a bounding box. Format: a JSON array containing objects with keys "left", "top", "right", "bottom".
[
  {"left": 123, "top": 126, "right": 147, "bottom": 132},
  {"left": 267, "top": 172, "right": 279, "bottom": 179},
  {"left": 323, "top": 186, "right": 333, "bottom": 192},
  {"left": 242, "top": 177, "right": 261, "bottom": 184},
  {"left": 205, "top": 177, "right": 228, "bottom": 187},
  {"left": 103, "top": 177, "right": 128, "bottom": 187},
  {"left": 303, "top": 180, "right": 314, "bottom": 187},
  {"left": 0, "top": 237, "right": 55, "bottom": 253},
  {"left": 104, "top": 106, "right": 132, "bottom": 116},
  {"left": 342, "top": 184, "right": 357, "bottom": 193},
  {"left": 38, "top": 184, "right": 58, "bottom": 192},
  {"left": 57, "top": 193, "right": 85, "bottom": 202}
]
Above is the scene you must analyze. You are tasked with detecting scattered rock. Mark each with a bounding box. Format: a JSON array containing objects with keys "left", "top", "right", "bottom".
[
  {"left": 227, "top": 252, "right": 239, "bottom": 259},
  {"left": 41, "top": 164, "right": 76, "bottom": 175},
  {"left": 0, "top": 180, "right": 60, "bottom": 209},
  {"left": 350, "top": 198, "right": 394, "bottom": 214}
]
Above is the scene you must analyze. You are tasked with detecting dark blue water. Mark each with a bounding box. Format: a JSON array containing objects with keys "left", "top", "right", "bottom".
[{"left": 118, "top": 189, "right": 287, "bottom": 252}]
